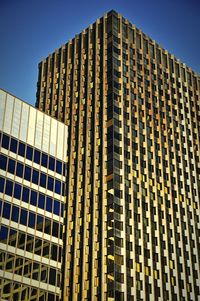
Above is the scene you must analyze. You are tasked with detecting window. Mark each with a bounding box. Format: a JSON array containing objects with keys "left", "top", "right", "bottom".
[
  {"left": 0, "top": 177, "right": 5, "bottom": 192},
  {"left": 0, "top": 154, "right": 7, "bottom": 170},
  {"left": 14, "top": 183, "right": 21, "bottom": 199},
  {"left": 32, "top": 170, "right": 39, "bottom": 185},
  {"left": 22, "top": 187, "right": 30, "bottom": 203},
  {"left": 24, "top": 166, "right": 31, "bottom": 181},
  {"left": 18, "top": 142, "right": 25, "bottom": 157},
  {"left": 3, "top": 202, "right": 11, "bottom": 219},
  {"left": 49, "top": 157, "right": 55, "bottom": 171},
  {"left": 55, "top": 180, "right": 61, "bottom": 194},
  {"left": 16, "top": 162, "right": 24, "bottom": 178},
  {"left": 20, "top": 209, "right": 28, "bottom": 226},
  {"left": 34, "top": 149, "right": 41, "bottom": 164},
  {"left": 36, "top": 215, "right": 43, "bottom": 231},
  {"left": 26, "top": 146, "right": 33, "bottom": 161},
  {"left": 47, "top": 177, "right": 54, "bottom": 191},
  {"left": 46, "top": 197, "right": 53, "bottom": 212},
  {"left": 11, "top": 205, "right": 19, "bottom": 222},
  {"left": 2, "top": 134, "right": 9, "bottom": 149},
  {"left": 0, "top": 225, "right": 8, "bottom": 242},
  {"left": 10, "top": 138, "right": 18, "bottom": 153},
  {"left": 38, "top": 193, "right": 45, "bottom": 210},
  {"left": 5, "top": 180, "right": 13, "bottom": 196},
  {"left": 28, "top": 212, "right": 36, "bottom": 228},
  {"left": 53, "top": 200, "right": 60, "bottom": 215},
  {"left": 8, "top": 158, "right": 16, "bottom": 174},
  {"left": 52, "top": 221, "right": 59, "bottom": 237},
  {"left": 56, "top": 160, "right": 62, "bottom": 174},
  {"left": 40, "top": 173, "right": 46, "bottom": 188},
  {"left": 30, "top": 190, "right": 37, "bottom": 206},
  {"left": 42, "top": 153, "right": 48, "bottom": 168}
]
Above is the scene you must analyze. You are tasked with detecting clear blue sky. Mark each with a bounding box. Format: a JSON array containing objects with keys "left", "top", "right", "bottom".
[{"left": 0, "top": 0, "right": 199, "bottom": 106}]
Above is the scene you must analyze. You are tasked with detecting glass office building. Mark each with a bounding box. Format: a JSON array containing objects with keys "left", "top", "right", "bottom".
[
  {"left": 0, "top": 89, "right": 68, "bottom": 300},
  {"left": 36, "top": 10, "right": 200, "bottom": 301}
]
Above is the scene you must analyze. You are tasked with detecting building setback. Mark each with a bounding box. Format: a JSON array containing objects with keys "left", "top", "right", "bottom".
[
  {"left": 0, "top": 89, "right": 68, "bottom": 301},
  {"left": 36, "top": 10, "right": 200, "bottom": 301}
]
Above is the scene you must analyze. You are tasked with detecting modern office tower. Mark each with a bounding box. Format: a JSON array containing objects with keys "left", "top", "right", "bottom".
[
  {"left": 36, "top": 10, "right": 200, "bottom": 301},
  {"left": 0, "top": 89, "right": 68, "bottom": 301}
]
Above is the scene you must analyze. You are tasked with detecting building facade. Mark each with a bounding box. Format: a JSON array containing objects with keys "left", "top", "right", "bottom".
[
  {"left": 36, "top": 10, "right": 200, "bottom": 301},
  {"left": 0, "top": 89, "right": 68, "bottom": 300}
]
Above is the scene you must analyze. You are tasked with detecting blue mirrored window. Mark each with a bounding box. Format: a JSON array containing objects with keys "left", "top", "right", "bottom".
[
  {"left": 20, "top": 209, "right": 28, "bottom": 226},
  {"left": 55, "top": 180, "right": 61, "bottom": 194},
  {"left": 38, "top": 193, "right": 45, "bottom": 209},
  {"left": 26, "top": 146, "right": 33, "bottom": 161},
  {"left": 18, "top": 142, "right": 26, "bottom": 157},
  {"left": 40, "top": 173, "right": 46, "bottom": 188},
  {"left": 11, "top": 205, "right": 19, "bottom": 222},
  {"left": 10, "top": 138, "right": 18, "bottom": 153},
  {"left": 16, "top": 162, "right": 24, "bottom": 177},
  {"left": 42, "top": 153, "right": 48, "bottom": 168},
  {"left": 32, "top": 170, "right": 39, "bottom": 185},
  {"left": 3, "top": 202, "right": 11, "bottom": 219},
  {"left": 56, "top": 160, "right": 62, "bottom": 174},
  {"left": 53, "top": 200, "right": 60, "bottom": 215},
  {"left": 24, "top": 166, "right": 31, "bottom": 181},
  {"left": 34, "top": 149, "right": 41, "bottom": 164},
  {"left": 8, "top": 158, "right": 16, "bottom": 174},
  {"left": 0, "top": 225, "right": 8, "bottom": 242},
  {"left": 47, "top": 177, "right": 54, "bottom": 191},
  {"left": 5, "top": 180, "right": 13, "bottom": 196},
  {"left": 0, "top": 177, "right": 5, "bottom": 193},
  {"left": 28, "top": 212, "right": 36, "bottom": 228},
  {"left": 0, "top": 154, "right": 7, "bottom": 170},
  {"left": 22, "top": 187, "right": 30, "bottom": 203},
  {"left": 2, "top": 134, "right": 9, "bottom": 149},
  {"left": 46, "top": 197, "right": 52, "bottom": 212},
  {"left": 30, "top": 190, "right": 37, "bottom": 206},
  {"left": 14, "top": 183, "right": 21, "bottom": 199},
  {"left": 49, "top": 156, "right": 55, "bottom": 171}
]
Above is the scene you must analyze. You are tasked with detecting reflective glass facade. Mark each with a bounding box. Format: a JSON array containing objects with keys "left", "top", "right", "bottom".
[
  {"left": 36, "top": 10, "right": 200, "bottom": 301},
  {"left": 0, "top": 89, "right": 68, "bottom": 300}
]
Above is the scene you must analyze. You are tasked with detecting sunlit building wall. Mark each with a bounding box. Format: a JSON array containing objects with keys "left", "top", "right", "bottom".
[
  {"left": 36, "top": 10, "right": 200, "bottom": 301},
  {"left": 0, "top": 89, "right": 68, "bottom": 301}
]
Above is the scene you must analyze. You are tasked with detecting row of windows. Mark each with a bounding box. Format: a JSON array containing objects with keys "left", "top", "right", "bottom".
[
  {"left": 0, "top": 225, "right": 62, "bottom": 262},
  {"left": 0, "top": 200, "right": 63, "bottom": 239},
  {"left": 0, "top": 132, "right": 66, "bottom": 176},
  {"left": 0, "top": 177, "right": 64, "bottom": 216},
  {"left": 0, "top": 154, "right": 65, "bottom": 196},
  {"left": 0, "top": 280, "right": 59, "bottom": 301},
  {"left": 0, "top": 250, "right": 60, "bottom": 287}
]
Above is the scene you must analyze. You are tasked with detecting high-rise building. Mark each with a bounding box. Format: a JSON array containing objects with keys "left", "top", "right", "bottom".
[
  {"left": 0, "top": 89, "right": 68, "bottom": 301},
  {"left": 36, "top": 10, "right": 200, "bottom": 301}
]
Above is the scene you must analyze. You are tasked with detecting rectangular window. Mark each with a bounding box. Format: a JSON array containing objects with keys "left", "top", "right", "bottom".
[
  {"left": 0, "top": 154, "right": 7, "bottom": 170},
  {"left": 5, "top": 180, "right": 13, "bottom": 196},
  {"left": 18, "top": 142, "right": 26, "bottom": 157},
  {"left": 2, "top": 134, "right": 9, "bottom": 149},
  {"left": 3, "top": 202, "right": 11, "bottom": 219}
]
